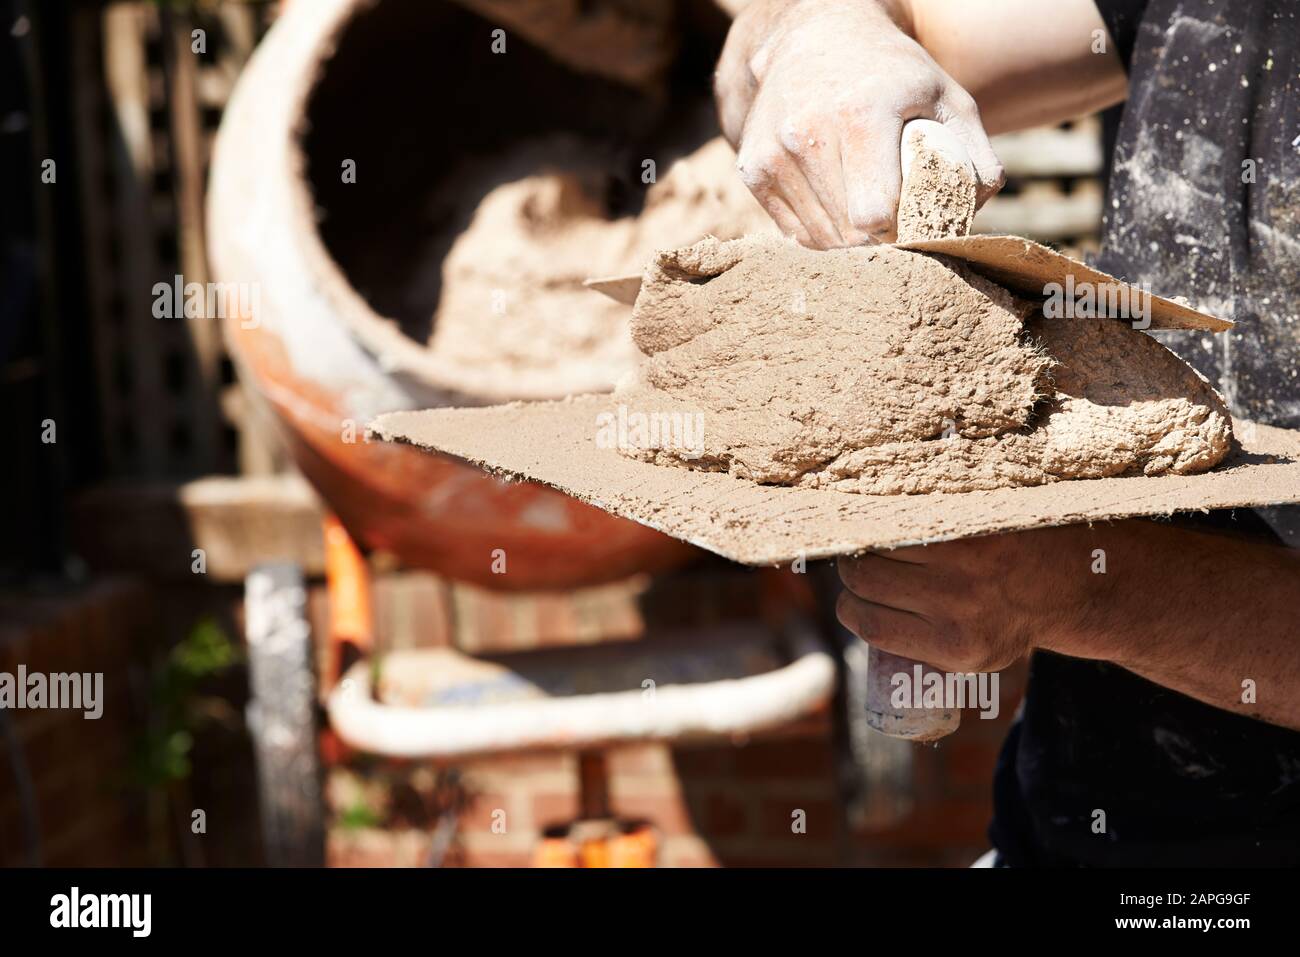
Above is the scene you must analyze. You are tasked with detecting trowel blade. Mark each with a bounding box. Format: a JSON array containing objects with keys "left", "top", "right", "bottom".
[{"left": 583, "top": 235, "right": 1232, "bottom": 333}]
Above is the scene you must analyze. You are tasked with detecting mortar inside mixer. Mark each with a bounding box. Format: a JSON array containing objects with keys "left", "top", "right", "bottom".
[{"left": 300, "top": 0, "right": 767, "bottom": 403}]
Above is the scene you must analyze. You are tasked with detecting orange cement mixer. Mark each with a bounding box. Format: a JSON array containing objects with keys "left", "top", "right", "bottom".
[{"left": 207, "top": 0, "right": 743, "bottom": 589}]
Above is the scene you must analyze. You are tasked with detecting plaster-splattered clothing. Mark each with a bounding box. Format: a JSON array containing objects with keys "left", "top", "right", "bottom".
[
  {"left": 1101, "top": 0, "right": 1300, "bottom": 546},
  {"left": 991, "top": 0, "right": 1300, "bottom": 867}
]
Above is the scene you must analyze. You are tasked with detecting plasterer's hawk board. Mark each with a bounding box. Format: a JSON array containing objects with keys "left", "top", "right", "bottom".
[
  {"left": 586, "top": 234, "right": 1232, "bottom": 333},
  {"left": 370, "top": 397, "right": 1300, "bottom": 566}
]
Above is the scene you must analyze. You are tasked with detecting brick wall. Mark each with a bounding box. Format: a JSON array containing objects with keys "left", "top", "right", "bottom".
[
  {"left": 449, "top": 729, "right": 848, "bottom": 868},
  {"left": 324, "top": 671, "right": 1026, "bottom": 869},
  {"left": 357, "top": 565, "right": 1024, "bottom": 866},
  {"left": 318, "top": 565, "right": 1030, "bottom": 868},
  {"left": 0, "top": 578, "right": 267, "bottom": 868},
  {"left": 0, "top": 568, "right": 1024, "bottom": 868},
  {"left": 0, "top": 579, "right": 157, "bottom": 866}
]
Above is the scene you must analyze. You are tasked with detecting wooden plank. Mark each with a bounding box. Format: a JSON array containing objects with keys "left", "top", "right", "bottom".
[
  {"left": 73, "top": 2, "right": 278, "bottom": 479},
  {"left": 72, "top": 475, "right": 325, "bottom": 582},
  {"left": 973, "top": 181, "right": 1105, "bottom": 241},
  {"left": 990, "top": 118, "right": 1105, "bottom": 178},
  {"left": 219, "top": 383, "right": 290, "bottom": 476},
  {"left": 103, "top": 2, "right": 167, "bottom": 473},
  {"left": 214, "top": 2, "right": 259, "bottom": 78},
  {"left": 69, "top": 6, "right": 126, "bottom": 475},
  {"left": 160, "top": 7, "right": 223, "bottom": 473}
]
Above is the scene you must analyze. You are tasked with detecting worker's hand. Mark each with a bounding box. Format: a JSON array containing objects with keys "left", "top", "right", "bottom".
[
  {"left": 835, "top": 524, "right": 1126, "bottom": 673},
  {"left": 835, "top": 519, "right": 1300, "bottom": 731},
  {"left": 716, "top": 0, "right": 1003, "bottom": 248}
]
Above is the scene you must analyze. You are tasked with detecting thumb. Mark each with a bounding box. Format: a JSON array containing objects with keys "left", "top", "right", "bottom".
[{"left": 939, "top": 90, "right": 1005, "bottom": 206}]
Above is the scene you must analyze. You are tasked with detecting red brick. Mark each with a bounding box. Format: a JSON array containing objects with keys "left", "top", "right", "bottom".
[
  {"left": 758, "top": 797, "right": 841, "bottom": 844},
  {"left": 859, "top": 800, "right": 992, "bottom": 851},
  {"left": 22, "top": 619, "right": 76, "bottom": 674},
  {"left": 609, "top": 792, "right": 696, "bottom": 836},
  {"left": 605, "top": 743, "right": 672, "bottom": 778},
  {"left": 12, "top": 703, "right": 62, "bottom": 744},
  {"left": 458, "top": 791, "right": 514, "bottom": 834},
  {"left": 716, "top": 855, "right": 836, "bottom": 868},
  {"left": 0, "top": 796, "right": 36, "bottom": 865},
  {"left": 671, "top": 744, "right": 734, "bottom": 779},
  {"left": 732, "top": 738, "right": 835, "bottom": 780},
  {"left": 456, "top": 848, "right": 533, "bottom": 868},
  {"left": 942, "top": 732, "right": 1001, "bottom": 794},
  {"left": 700, "top": 793, "right": 749, "bottom": 839},
  {"left": 907, "top": 742, "right": 948, "bottom": 799},
  {"left": 530, "top": 593, "right": 581, "bottom": 648},
  {"left": 460, "top": 750, "right": 573, "bottom": 778},
  {"left": 42, "top": 805, "right": 142, "bottom": 867},
  {"left": 658, "top": 836, "right": 719, "bottom": 868},
  {"left": 30, "top": 768, "right": 101, "bottom": 846},
  {"left": 454, "top": 589, "right": 518, "bottom": 653},
  {"left": 327, "top": 828, "right": 429, "bottom": 867},
  {"left": 372, "top": 572, "right": 453, "bottom": 650},
  {"left": 0, "top": 634, "right": 27, "bottom": 674},
  {"left": 531, "top": 791, "right": 580, "bottom": 830},
  {"left": 18, "top": 713, "right": 86, "bottom": 781}
]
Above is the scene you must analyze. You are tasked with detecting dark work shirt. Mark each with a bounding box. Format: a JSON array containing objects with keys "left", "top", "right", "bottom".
[{"left": 989, "top": 0, "right": 1300, "bottom": 866}]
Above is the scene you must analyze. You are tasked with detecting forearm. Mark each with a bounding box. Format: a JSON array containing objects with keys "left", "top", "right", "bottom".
[
  {"left": 1053, "top": 523, "right": 1300, "bottom": 731},
  {"left": 907, "top": 0, "right": 1128, "bottom": 133}
]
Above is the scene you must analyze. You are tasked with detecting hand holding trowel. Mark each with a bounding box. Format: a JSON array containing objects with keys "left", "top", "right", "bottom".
[{"left": 857, "top": 119, "right": 978, "bottom": 742}]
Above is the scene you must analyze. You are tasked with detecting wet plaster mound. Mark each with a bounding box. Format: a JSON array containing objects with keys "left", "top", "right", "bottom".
[
  {"left": 395, "top": 136, "right": 774, "bottom": 399},
  {"left": 614, "top": 237, "right": 1234, "bottom": 495}
]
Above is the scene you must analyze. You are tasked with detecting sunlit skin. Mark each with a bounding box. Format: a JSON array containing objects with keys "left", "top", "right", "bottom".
[
  {"left": 716, "top": 0, "right": 1127, "bottom": 245},
  {"left": 834, "top": 521, "right": 1300, "bottom": 731},
  {"left": 718, "top": 0, "right": 1300, "bottom": 732}
]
